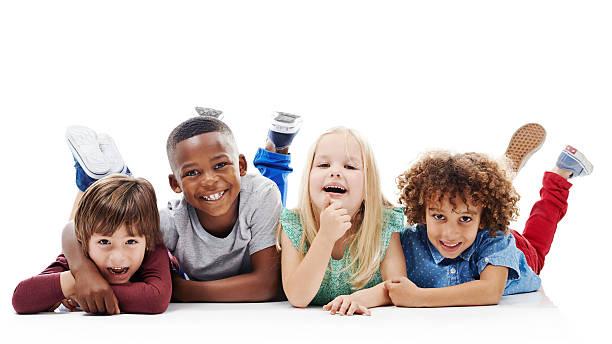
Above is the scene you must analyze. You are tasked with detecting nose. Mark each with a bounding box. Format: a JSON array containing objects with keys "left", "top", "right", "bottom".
[
  {"left": 441, "top": 223, "right": 460, "bottom": 240},
  {"left": 200, "top": 170, "right": 218, "bottom": 186},
  {"left": 329, "top": 164, "right": 342, "bottom": 178},
  {"left": 108, "top": 249, "right": 126, "bottom": 266}
]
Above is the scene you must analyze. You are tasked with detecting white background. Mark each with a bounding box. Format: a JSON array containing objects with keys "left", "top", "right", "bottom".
[{"left": 1, "top": 1, "right": 610, "bottom": 342}]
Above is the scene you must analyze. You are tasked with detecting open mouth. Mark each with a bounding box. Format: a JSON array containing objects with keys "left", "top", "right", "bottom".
[
  {"left": 108, "top": 267, "right": 129, "bottom": 275},
  {"left": 201, "top": 190, "right": 225, "bottom": 201},
  {"left": 440, "top": 241, "right": 461, "bottom": 251},
  {"left": 323, "top": 185, "right": 346, "bottom": 194}
]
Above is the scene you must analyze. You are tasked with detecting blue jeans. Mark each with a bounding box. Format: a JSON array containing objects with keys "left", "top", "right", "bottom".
[{"left": 253, "top": 148, "right": 293, "bottom": 207}]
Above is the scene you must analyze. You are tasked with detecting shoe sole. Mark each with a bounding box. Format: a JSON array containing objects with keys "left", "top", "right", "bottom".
[
  {"left": 504, "top": 123, "right": 547, "bottom": 173},
  {"left": 66, "top": 126, "right": 109, "bottom": 179},
  {"left": 98, "top": 133, "right": 126, "bottom": 174},
  {"left": 271, "top": 112, "right": 302, "bottom": 134}
]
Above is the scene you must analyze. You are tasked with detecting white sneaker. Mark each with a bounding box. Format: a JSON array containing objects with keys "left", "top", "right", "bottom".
[
  {"left": 194, "top": 107, "right": 224, "bottom": 120},
  {"left": 66, "top": 126, "right": 109, "bottom": 179},
  {"left": 98, "top": 133, "right": 127, "bottom": 174}
]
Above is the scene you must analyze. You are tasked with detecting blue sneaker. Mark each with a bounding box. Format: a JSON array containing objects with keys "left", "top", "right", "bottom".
[
  {"left": 556, "top": 145, "right": 593, "bottom": 178},
  {"left": 268, "top": 112, "right": 302, "bottom": 150},
  {"left": 66, "top": 126, "right": 109, "bottom": 179},
  {"left": 194, "top": 107, "right": 224, "bottom": 120}
]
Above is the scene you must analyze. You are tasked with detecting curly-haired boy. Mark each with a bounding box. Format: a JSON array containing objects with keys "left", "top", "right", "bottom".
[{"left": 386, "top": 125, "right": 593, "bottom": 307}]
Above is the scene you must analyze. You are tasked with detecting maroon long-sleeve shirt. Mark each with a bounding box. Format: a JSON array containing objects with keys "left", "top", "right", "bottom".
[{"left": 13, "top": 243, "right": 172, "bottom": 314}]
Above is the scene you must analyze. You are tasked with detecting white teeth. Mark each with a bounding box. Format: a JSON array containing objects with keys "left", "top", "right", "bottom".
[
  {"left": 443, "top": 242, "right": 460, "bottom": 247},
  {"left": 202, "top": 191, "right": 224, "bottom": 201}
]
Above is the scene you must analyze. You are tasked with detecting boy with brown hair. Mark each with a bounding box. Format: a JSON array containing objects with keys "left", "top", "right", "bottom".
[
  {"left": 61, "top": 112, "right": 300, "bottom": 313},
  {"left": 13, "top": 175, "right": 171, "bottom": 314}
]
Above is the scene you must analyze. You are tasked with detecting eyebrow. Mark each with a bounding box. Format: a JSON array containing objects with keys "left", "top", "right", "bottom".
[
  {"left": 429, "top": 207, "right": 478, "bottom": 215},
  {"left": 179, "top": 154, "right": 231, "bottom": 171},
  {"left": 314, "top": 154, "right": 363, "bottom": 163}
]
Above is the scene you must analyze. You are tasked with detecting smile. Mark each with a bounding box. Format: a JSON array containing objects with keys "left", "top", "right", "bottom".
[
  {"left": 440, "top": 241, "right": 461, "bottom": 250},
  {"left": 201, "top": 191, "right": 225, "bottom": 201},
  {"left": 108, "top": 267, "right": 129, "bottom": 275},
  {"left": 323, "top": 185, "right": 346, "bottom": 194}
]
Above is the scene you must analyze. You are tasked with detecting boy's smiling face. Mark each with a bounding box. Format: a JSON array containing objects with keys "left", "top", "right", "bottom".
[
  {"left": 169, "top": 132, "right": 246, "bottom": 230},
  {"left": 88, "top": 225, "right": 146, "bottom": 285},
  {"left": 425, "top": 195, "right": 483, "bottom": 259}
]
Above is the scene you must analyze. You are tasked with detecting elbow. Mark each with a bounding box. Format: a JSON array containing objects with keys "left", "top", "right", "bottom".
[
  {"left": 12, "top": 283, "right": 36, "bottom": 314},
  {"left": 484, "top": 286, "right": 504, "bottom": 305},
  {"left": 283, "top": 287, "right": 311, "bottom": 308},
  {"left": 252, "top": 272, "right": 281, "bottom": 302}
]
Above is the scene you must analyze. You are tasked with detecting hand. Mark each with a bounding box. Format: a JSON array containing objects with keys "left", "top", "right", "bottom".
[
  {"left": 385, "top": 277, "right": 423, "bottom": 307},
  {"left": 318, "top": 197, "right": 352, "bottom": 243},
  {"left": 60, "top": 298, "right": 81, "bottom": 312},
  {"left": 72, "top": 269, "right": 120, "bottom": 314},
  {"left": 322, "top": 295, "right": 371, "bottom": 316}
]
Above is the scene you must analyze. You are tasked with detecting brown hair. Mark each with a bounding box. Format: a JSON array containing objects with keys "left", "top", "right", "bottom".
[
  {"left": 74, "top": 174, "right": 162, "bottom": 256},
  {"left": 397, "top": 151, "right": 519, "bottom": 236}
]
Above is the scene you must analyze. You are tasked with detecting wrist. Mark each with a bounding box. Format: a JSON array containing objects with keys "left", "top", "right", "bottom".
[
  {"left": 60, "top": 271, "right": 76, "bottom": 297},
  {"left": 314, "top": 227, "right": 337, "bottom": 247}
]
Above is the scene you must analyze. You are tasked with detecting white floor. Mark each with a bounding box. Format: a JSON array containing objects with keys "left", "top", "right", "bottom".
[{"left": 2, "top": 288, "right": 598, "bottom": 343}]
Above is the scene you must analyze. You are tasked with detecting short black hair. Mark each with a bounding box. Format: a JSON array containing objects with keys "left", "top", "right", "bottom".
[{"left": 166, "top": 116, "right": 236, "bottom": 171}]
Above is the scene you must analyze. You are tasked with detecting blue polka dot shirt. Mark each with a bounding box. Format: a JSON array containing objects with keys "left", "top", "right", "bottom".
[{"left": 400, "top": 225, "right": 541, "bottom": 295}]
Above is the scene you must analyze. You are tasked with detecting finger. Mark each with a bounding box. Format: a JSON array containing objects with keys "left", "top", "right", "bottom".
[
  {"left": 339, "top": 215, "right": 352, "bottom": 223},
  {"left": 75, "top": 297, "right": 89, "bottom": 313},
  {"left": 360, "top": 305, "right": 371, "bottom": 316},
  {"left": 338, "top": 298, "right": 350, "bottom": 315},
  {"left": 85, "top": 298, "right": 97, "bottom": 314},
  {"left": 323, "top": 195, "right": 333, "bottom": 209},
  {"left": 105, "top": 293, "right": 120, "bottom": 315},
  {"left": 322, "top": 302, "right": 332, "bottom": 311},
  {"left": 347, "top": 302, "right": 359, "bottom": 316},
  {"left": 330, "top": 299, "right": 341, "bottom": 315},
  {"left": 94, "top": 295, "right": 106, "bottom": 314}
]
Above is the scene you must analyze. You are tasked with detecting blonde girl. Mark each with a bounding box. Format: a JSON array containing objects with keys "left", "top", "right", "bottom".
[{"left": 279, "top": 127, "right": 406, "bottom": 315}]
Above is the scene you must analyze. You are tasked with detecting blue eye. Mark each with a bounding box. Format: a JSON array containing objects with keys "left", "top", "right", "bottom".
[
  {"left": 126, "top": 239, "right": 138, "bottom": 245},
  {"left": 98, "top": 239, "right": 110, "bottom": 245},
  {"left": 433, "top": 214, "right": 445, "bottom": 221}
]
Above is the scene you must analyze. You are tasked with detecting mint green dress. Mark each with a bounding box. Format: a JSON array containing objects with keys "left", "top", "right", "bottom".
[{"left": 280, "top": 207, "right": 404, "bottom": 305}]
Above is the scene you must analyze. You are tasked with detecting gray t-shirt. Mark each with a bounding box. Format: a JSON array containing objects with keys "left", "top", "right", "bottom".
[{"left": 160, "top": 173, "right": 282, "bottom": 281}]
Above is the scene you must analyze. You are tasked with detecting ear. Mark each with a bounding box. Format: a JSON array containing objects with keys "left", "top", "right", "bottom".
[
  {"left": 168, "top": 174, "right": 183, "bottom": 194},
  {"left": 238, "top": 154, "right": 247, "bottom": 176}
]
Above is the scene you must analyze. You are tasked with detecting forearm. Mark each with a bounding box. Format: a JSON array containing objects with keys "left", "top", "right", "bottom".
[
  {"left": 283, "top": 234, "right": 334, "bottom": 307},
  {"left": 173, "top": 271, "right": 278, "bottom": 302},
  {"left": 350, "top": 282, "right": 392, "bottom": 308},
  {"left": 418, "top": 280, "right": 503, "bottom": 307},
  {"left": 61, "top": 222, "right": 97, "bottom": 275},
  {"left": 13, "top": 273, "right": 65, "bottom": 314}
]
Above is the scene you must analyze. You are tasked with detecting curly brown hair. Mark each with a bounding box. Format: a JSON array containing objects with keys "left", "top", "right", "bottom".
[{"left": 397, "top": 151, "right": 519, "bottom": 237}]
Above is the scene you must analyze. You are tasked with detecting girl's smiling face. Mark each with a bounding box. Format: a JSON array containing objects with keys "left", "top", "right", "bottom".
[
  {"left": 425, "top": 195, "right": 483, "bottom": 259},
  {"left": 309, "top": 132, "right": 365, "bottom": 218}
]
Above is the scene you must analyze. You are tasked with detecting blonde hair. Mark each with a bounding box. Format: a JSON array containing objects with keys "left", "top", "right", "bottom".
[{"left": 286, "top": 127, "right": 391, "bottom": 290}]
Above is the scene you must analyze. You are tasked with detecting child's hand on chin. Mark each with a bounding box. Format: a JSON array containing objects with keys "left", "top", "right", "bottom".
[
  {"left": 323, "top": 295, "right": 371, "bottom": 316},
  {"left": 318, "top": 197, "right": 352, "bottom": 243},
  {"left": 385, "top": 277, "right": 423, "bottom": 307}
]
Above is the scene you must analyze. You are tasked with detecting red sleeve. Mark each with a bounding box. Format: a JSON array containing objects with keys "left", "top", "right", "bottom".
[
  {"left": 110, "top": 243, "right": 172, "bottom": 314},
  {"left": 12, "top": 255, "right": 69, "bottom": 314}
]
